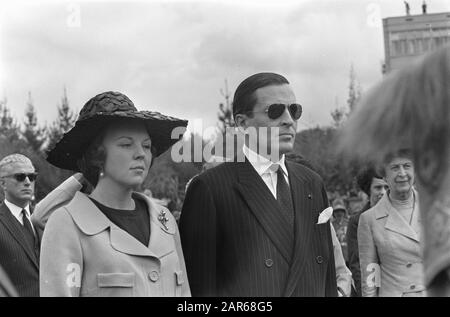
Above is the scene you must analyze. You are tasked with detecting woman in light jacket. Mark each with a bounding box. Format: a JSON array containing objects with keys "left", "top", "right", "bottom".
[
  {"left": 358, "top": 151, "right": 425, "bottom": 297},
  {"left": 40, "top": 91, "right": 190, "bottom": 297}
]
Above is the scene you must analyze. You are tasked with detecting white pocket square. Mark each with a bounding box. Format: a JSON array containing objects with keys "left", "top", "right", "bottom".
[{"left": 317, "top": 207, "right": 333, "bottom": 224}]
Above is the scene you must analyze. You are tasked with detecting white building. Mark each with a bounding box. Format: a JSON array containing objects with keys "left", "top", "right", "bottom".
[{"left": 383, "top": 11, "right": 450, "bottom": 73}]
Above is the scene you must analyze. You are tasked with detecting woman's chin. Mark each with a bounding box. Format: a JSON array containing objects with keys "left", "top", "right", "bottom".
[{"left": 122, "top": 177, "right": 145, "bottom": 189}]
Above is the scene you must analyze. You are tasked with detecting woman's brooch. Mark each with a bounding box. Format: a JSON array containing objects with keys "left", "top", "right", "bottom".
[{"left": 158, "top": 209, "right": 169, "bottom": 230}]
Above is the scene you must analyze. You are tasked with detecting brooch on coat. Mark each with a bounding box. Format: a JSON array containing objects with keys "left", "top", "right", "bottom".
[{"left": 158, "top": 209, "right": 169, "bottom": 230}]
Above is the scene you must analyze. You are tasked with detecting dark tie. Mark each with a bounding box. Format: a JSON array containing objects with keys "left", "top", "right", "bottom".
[
  {"left": 276, "top": 166, "right": 295, "bottom": 226},
  {"left": 21, "top": 209, "right": 36, "bottom": 248}
]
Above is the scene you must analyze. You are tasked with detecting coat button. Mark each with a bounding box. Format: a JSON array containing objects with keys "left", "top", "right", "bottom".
[
  {"left": 316, "top": 256, "right": 323, "bottom": 264},
  {"left": 265, "top": 259, "right": 273, "bottom": 268},
  {"left": 148, "top": 271, "right": 159, "bottom": 282},
  {"left": 406, "top": 263, "right": 412, "bottom": 268},
  {"left": 410, "top": 285, "right": 416, "bottom": 290},
  {"left": 308, "top": 194, "right": 312, "bottom": 199}
]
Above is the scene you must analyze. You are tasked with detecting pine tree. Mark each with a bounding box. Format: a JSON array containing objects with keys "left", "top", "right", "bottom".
[
  {"left": 22, "top": 92, "right": 47, "bottom": 152},
  {"left": 346, "top": 64, "right": 362, "bottom": 115},
  {"left": 330, "top": 96, "right": 346, "bottom": 128},
  {"left": 217, "top": 79, "right": 235, "bottom": 133},
  {"left": 0, "top": 97, "right": 20, "bottom": 142},
  {"left": 330, "top": 65, "right": 363, "bottom": 127},
  {"left": 47, "top": 87, "right": 76, "bottom": 151}
]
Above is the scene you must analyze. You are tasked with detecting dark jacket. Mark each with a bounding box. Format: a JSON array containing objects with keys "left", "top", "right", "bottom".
[
  {"left": 0, "top": 264, "right": 18, "bottom": 297},
  {"left": 0, "top": 202, "right": 39, "bottom": 297},
  {"left": 180, "top": 159, "right": 337, "bottom": 297},
  {"left": 346, "top": 201, "right": 370, "bottom": 297}
]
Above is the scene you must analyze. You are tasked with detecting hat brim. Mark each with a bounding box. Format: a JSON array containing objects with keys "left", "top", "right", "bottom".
[{"left": 46, "top": 111, "right": 188, "bottom": 171}]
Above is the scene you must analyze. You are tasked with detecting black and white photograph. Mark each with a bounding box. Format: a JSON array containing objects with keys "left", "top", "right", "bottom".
[{"left": 0, "top": 0, "right": 449, "bottom": 300}]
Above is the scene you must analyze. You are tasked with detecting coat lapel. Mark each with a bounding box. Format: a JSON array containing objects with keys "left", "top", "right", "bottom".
[
  {"left": 234, "top": 160, "right": 294, "bottom": 264},
  {"left": 283, "top": 162, "right": 315, "bottom": 297},
  {"left": 140, "top": 193, "right": 175, "bottom": 259},
  {"left": 67, "top": 192, "right": 172, "bottom": 259},
  {"left": 381, "top": 193, "right": 420, "bottom": 243},
  {"left": 0, "top": 203, "right": 39, "bottom": 269}
]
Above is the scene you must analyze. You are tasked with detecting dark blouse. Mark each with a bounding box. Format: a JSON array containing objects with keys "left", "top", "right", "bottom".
[{"left": 89, "top": 197, "right": 150, "bottom": 246}]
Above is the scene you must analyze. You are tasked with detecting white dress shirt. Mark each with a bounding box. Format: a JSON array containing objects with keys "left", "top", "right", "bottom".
[
  {"left": 243, "top": 145, "right": 289, "bottom": 199},
  {"left": 4, "top": 199, "right": 35, "bottom": 232}
]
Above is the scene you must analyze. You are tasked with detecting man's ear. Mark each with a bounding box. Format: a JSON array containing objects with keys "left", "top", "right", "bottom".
[{"left": 234, "top": 113, "right": 248, "bottom": 134}]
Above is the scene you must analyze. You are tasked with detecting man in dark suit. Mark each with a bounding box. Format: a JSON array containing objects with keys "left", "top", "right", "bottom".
[
  {"left": 0, "top": 154, "right": 40, "bottom": 297},
  {"left": 0, "top": 264, "right": 18, "bottom": 297},
  {"left": 180, "top": 72, "right": 337, "bottom": 297}
]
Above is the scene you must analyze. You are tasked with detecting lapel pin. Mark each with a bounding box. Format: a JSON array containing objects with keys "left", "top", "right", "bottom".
[{"left": 158, "top": 209, "right": 169, "bottom": 230}]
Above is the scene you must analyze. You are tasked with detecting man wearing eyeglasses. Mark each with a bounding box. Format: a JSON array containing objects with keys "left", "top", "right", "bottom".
[
  {"left": 0, "top": 153, "right": 39, "bottom": 297},
  {"left": 180, "top": 72, "right": 337, "bottom": 296}
]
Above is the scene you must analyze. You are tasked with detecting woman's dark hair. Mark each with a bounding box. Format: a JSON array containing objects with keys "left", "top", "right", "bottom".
[
  {"left": 232, "top": 72, "right": 289, "bottom": 119},
  {"left": 356, "top": 164, "right": 383, "bottom": 197},
  {"left": 76, "top": 120, "right": 156, "bottom": 187},
  {"left": 76, "top": 129, "right": 107, "bottom": 188}
]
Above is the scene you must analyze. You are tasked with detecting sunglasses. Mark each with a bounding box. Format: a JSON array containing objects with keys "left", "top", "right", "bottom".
[
  {"left": 4, "top": 173, "right": 38, "bottom": 182},
  {"left": 248, "top": 103, "right": 303, "bottom": 120}
]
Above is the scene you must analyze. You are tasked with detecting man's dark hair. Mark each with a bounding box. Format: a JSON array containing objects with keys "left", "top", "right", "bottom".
[
  {"left": 356, "top": 164, "right": 383, "bottom": 197},
  {"left": 232, "top": 72, "right": 289, "bottom": 119}
]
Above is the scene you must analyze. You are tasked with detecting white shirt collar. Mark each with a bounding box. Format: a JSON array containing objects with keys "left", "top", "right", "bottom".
[
  {"left": 243, "top": 145, "right": 288, "bottom": 177},
  {"left": 4, "top": 199, "right": 31, "bottom": 219}
]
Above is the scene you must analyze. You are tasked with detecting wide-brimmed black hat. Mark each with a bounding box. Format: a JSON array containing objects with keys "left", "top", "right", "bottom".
[{"left": 46, "top": 91, "right": 188, "bottom": 171}]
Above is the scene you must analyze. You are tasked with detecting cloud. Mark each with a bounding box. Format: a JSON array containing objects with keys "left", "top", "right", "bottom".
[{"left": 1, "top": 0, "right": 449, "bottom": 133}]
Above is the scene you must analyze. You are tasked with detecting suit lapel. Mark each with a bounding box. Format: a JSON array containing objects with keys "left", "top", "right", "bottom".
[
  {"left": 283, "top": 162, "right": 315, "bottom": 296},
  {"left": 0, "top": 203, "right": 39, "bottom": 269},
  {"left": 234, "top": 160, "right": 294, "bottom": 264}
]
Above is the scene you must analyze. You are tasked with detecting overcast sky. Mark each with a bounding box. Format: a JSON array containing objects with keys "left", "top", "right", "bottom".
[{"left": 1, "top": 0, "right": 449, "bottom": 135}]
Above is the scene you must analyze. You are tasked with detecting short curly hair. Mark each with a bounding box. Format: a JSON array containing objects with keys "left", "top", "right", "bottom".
[
  {"left": 356, "top": 164, "right": 383, "bottom": 197},
  {"left": 340, "top": 47, "right": 449, "bottom": 193},
  {"left": 378, "top": 148, "right": 414, "bottom": 177}
]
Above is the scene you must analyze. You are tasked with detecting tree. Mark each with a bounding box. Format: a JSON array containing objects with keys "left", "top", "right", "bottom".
[
  {"left": 330, "top": 97, "right": 346, "bottom": 128},
  {"left": 330, "top": 64, "right": 363, "bottom": 126},
  {"left": 215, "top": 79, "right": 242, "bottom": 160},
  {"left": 0, "top": 98, "right": 20, "bottom": 143},
  {"left": 217, "top": 79, "right": 234, "bottom": 133},
  {"left": 293, "top": 126, "right": 361, "bottom": 196},
  {"left": 346, "top": 64, "right": 362, "bottom": 115},
  {"left": 22, "top": 92, "right": 47, "bottom": 152},
  {"left": 47, "top": 87, "right": 76, "bottom": 151}
]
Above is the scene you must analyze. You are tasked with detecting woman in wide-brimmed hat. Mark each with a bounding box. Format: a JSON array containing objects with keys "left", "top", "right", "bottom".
[{"left": 39, "top": 91, "right": 190, "bottom": 297}]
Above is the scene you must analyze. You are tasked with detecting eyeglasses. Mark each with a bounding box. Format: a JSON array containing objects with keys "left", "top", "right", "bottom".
[
  {"left": 3, "top": 173, "right": 38, "bottom": 182},
  {"left": 248, "top": 103, "right": 303, "bottom": 120}
]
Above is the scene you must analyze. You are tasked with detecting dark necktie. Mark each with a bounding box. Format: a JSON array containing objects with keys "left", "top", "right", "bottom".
[
  {"left": 276, "top": 166, "right": 295, "bottom": 226},
  {"left": 21, "top": 209, "right": 36, "bottom": 247}
]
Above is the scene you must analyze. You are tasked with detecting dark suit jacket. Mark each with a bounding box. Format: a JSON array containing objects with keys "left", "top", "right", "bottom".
[
  {"left": 0, "top": 202, "right": 40, "bottom": 297},
  {"left": 0, "top": 264, "right": 18, "bottom": 297},
  {"left": 179, "top": 159, "right": 337, "bottom": 297},
  {"left": 346, "top": 201, "right": 370, "bottom": 297}
]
